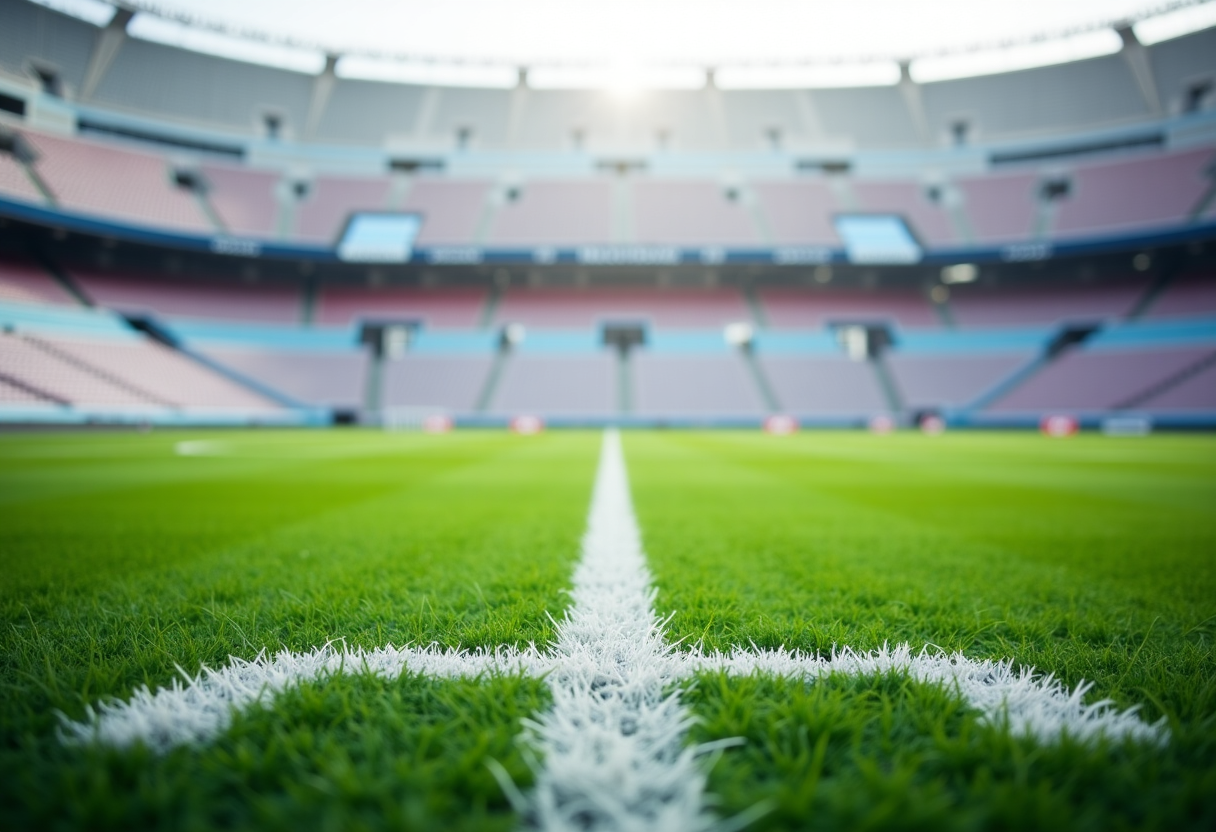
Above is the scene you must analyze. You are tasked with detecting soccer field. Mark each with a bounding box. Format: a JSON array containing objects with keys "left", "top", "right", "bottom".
[{"left": 2, "top": 429, "right": 1214, "bottom": 830}]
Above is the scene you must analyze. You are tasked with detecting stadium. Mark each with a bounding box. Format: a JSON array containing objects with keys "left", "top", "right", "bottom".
[{"left": 0, "top": 0, "right": 1214, "bottom": 828}]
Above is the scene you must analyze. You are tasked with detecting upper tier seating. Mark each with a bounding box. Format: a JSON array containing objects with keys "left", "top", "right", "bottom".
[
  {"left": 424, "top": 88, "right": 512, "bottom": 148},
  {"left": 0, "top": 258, "right": 76, "bottom": 305},
  {"left": 633, "top": 181, "right": 760, "bottom": 246},
  {"left": 315, "top": 286, "right": 485, "bottom": 328},
  {"left": 313, "top": 80, "right": 425, "bottom": 146},
  {"left": 759, "top": 355, "right": 887, "bottom": 416},
  {"left": 987, "top": 344, "right": 1216, "bottom": 412},
  {"left": 490, "top": 354, "right": 617, "bottom": 416},
  {"left": 921, "top": 55, "right": 1148, "bottom": 141},
  {"left": 0, "top": 0, "right": 96, "bottom": 94},
  {"left": 91, "top": 38, "right": 312, "bottom": 134},
  {"left": 73, "top": 270, "right": 301, "bottom": 323},
  {"left": 495, "top": 288, "right": 750, "bottom": 329},
  {"left": 955, "top": 170, "right": 1038, "bottom": 244},
  {"left": 4, "top": 122, "right": 1211, "bottom": 249},
  {"left": 487, "top": 180, "right": 614, "bottom": 246},
  {"left": 24, "top": 131, "right": 211, "bottom": 232},
  {"left": 202, "top": 162, "right": 280, "bottom": 238},
  {"left": 1052, "top": 148, "right": 1214, "bottom": 238},
  {"left": 295, "top": 175, "right": 392, "bottom": 242},
  {"left": 759, "top": 288, "right": 938, "bottom": 329},
  {"left": 751, "top": 180, "right": 841, "bottom": 246},
  {"left": 1148, "top": 27, "right": 1216, "bottom": 114},
  {"left": 852, "top": 181, "right": 957, "bottom": 247},
  {"left": 812, "top": 86, "right": 922, "bottom": 148},
  {"left": 632, "top": 353, "right": 766, "bottom": 418},
  {"left": 948, "top": 278, "right": 1148, "bottom": 327},
  {"left": 404, "top": 180, "right": 493, "bottom": 246}
]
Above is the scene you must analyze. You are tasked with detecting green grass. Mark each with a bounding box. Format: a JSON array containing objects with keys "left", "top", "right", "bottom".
[{"left": 2, "top": 428, "right": 1215, "bottom": 830}]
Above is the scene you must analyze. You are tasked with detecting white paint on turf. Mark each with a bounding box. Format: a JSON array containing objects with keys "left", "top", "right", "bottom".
[{"left": 64, "top": 429, "right": 1167, "bottom": 829}]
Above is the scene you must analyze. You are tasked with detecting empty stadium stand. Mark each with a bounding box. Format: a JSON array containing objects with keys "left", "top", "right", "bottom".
[
  {"left": 315, "top": 286, "right": 485, "bottom": 328},
  {"left": 632, "top": 353, "right": 766, "bottom": 419},
  {"left": 0, "top": 0, "right": 1214, "bottom": 428},
  {"left": 988, "top": 344, "right": 1216, "bottom": 413},
  {"left": 0, "top": 257, "right": 75, "bottom": 305},
  {"left": 490, "top": 354, "right": 617, "bottom": 417},
  {"left": 495, "top": 288, "right": 750, "bottom": 329},
  {"left": 382, "top": 354, "right": 493, "bottom": 412},
  {"left": 72, "top": 270, "right": 302, "bottom": 323},
  {"left": 197, "top": 345, "right": 366, "bottom": 409}
]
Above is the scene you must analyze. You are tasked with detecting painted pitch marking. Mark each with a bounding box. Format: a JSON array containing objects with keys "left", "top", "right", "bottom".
[{"left": 64, "top": 430, "right": 1166, "bottom": 830}]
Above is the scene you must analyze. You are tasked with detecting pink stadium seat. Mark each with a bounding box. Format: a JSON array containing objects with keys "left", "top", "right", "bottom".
[
  {"left": 988, "top": 346, "right": 1213, "bottom": 411},
  {"left": 1139, "top": 360, "right": 1216, "bottom": 411},
  {"left": 0, "top": 153, "right": 42, "bottom": 203},
  {"left": 403, "top": 179, "right": 492, "bottom": 246},
  {"left": 73, "top": 270, "right": 300, "bottom": 323},
  {"left": 0, "top": 257, "right": 76, "bottom": 305},
  {"left": 759, "top": 355, "right": 887, "bottom": 415},
  {"left": 633, "top": 181, "right": 760, "bottom": 246},
  {"left": 295, "top": 175, "right": 391, "bottom": 242},
  {"left": 1145, "top": 274, "right": 1216, "bottom": 320},
  {"left": 750, "top": 180, "right": 840, "bottom": 246},
  {"left": 632, "top": 353, "right": 765, "bottom": 417},
  {"left": 487, "top": 180, "right": 613, "bottom": 246},
  {"left": 887, "top": 353, "right": 1030, "bottom": 408},
  {"left": 42, "top": 335, "right": 280, "bottom": 410},
  {"left": 24, "top": 131, "right": 211, "bottom": 232},
  {"left": 491, "top": 354, "right": 616, "bottom": 415},
  {"left": 956, "top": 171, "right": 1038, "bottom": 243},
  {"left": 495, "top": 288, "right": 750, "bottom": 329},
  {"left": 382, "top": 355, "right": 493, "bottom": 411},
  {"left": 0, "top": 374, "right": 50, "bottom": 404},
  {"left": 0, "top": 332, "right": 159, "bottom": 406},
  {"left": 759, "top": 288, "right": 938, "bottom": 329},
  {"left": 949, "top": 278, "right": 1147, "bottom": 327},
  {"left": 315, "top": 286, "right": 486, "bottom": 328},
  {"left": 201, "top": 162, "right": 280, "bottom": 238},
  {"left": 852, "top": 180, "right": 957, "bottom": 247},
  {"left": 199, "top": 346, "right": 367, "bottom": 408},
  {"left": 1053, "top": 148, "right": 1214, "bottom": 238}
]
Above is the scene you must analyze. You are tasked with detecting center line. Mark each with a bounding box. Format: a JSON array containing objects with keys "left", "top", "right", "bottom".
[{"left": 519, "top": 428, "right": 714, "bottom": 830}]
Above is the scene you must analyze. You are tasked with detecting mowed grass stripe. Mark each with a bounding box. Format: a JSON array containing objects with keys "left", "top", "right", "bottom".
[
  {"left": 1, "top": 430, "right": 603, "bottom": 831},
  {"left": 626, "top": 430, "right": 1216, "bottom": 831}
]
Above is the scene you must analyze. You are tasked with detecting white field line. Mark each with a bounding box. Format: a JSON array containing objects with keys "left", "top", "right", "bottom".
[{"left": 62, "top": 429, "right": 1167, "bottom": 825}]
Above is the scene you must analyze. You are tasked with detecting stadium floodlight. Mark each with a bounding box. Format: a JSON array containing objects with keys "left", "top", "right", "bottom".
[
  {"left": 941, "top": 263, "right": 978, "bottom": 284},
  {"left": 723, "top": 322, "right": 755, "bottom": 348}
]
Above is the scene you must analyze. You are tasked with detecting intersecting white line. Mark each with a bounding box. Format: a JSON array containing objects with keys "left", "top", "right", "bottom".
[{"left": 61, "top": 429, "right": 1167, "bottom": 831}]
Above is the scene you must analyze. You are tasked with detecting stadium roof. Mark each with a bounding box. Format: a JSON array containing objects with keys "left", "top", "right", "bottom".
[{"left": 36, "top": 0, "right": 1216, "bottom": 87}]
